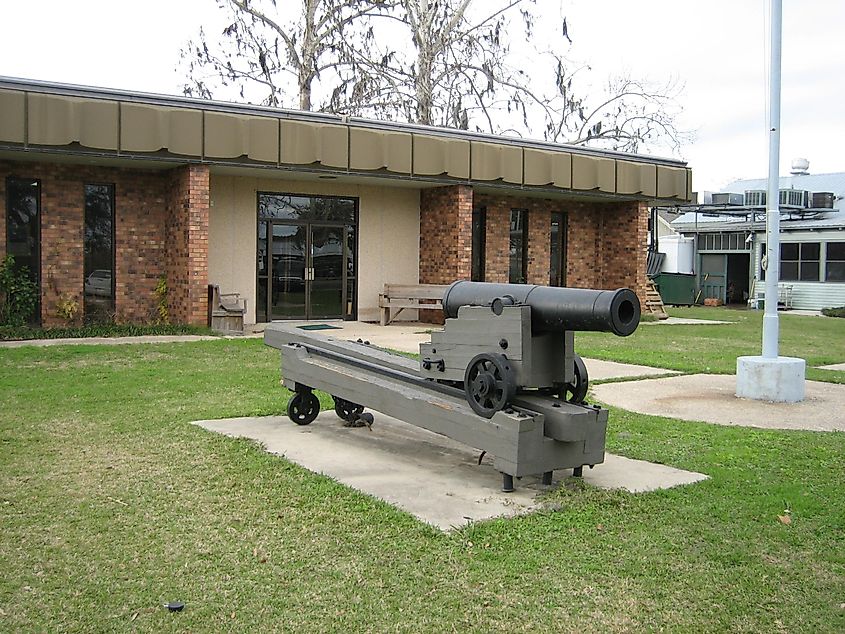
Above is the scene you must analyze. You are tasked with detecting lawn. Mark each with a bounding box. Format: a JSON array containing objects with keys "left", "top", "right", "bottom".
[
  {"left": 1, "top": 313, "right": 844, "bottom": 631},
  {"left": 577, "top": 306, "right": 845, "bottom": 383}
]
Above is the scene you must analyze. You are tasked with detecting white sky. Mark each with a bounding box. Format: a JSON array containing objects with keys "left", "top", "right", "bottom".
[{"left": 1, "top": 0, "right": 842, "bottom": 193}]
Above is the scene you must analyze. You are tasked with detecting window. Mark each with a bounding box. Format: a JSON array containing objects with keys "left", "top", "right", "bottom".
[
  {"left": 780, "top": 242, "right": 819, "bottom": 282},
  {"left": 827, "top": 242, "right": 845, "bottom": 282},
  {"left": 5, "top": 177, "right": 40, "bottom": 323},
  {"left": 509, "top": 209, "right": 528, "bottom": 284},
  {"left": 471, "top": 207, "right": 486, "bottom": 281},
  {"left": 83, "top": 184, "right": 115, "bottom": 323},
  {"left": 550, "top": 211, "right": 567, "bottom": 287}
]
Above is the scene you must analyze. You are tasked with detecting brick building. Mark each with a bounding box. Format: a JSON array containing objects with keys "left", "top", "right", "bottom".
[{"left": 0, "top": 78, "right": 691, "bottom": 327}]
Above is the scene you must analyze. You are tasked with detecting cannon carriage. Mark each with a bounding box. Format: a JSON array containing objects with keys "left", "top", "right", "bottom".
[{"left": 265, "top": 281, "right": 640, "bottom": 491}]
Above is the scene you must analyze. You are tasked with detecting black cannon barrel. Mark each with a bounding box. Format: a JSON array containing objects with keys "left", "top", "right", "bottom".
[{"left": 442, "top": 281, "right": 641, "bottom": 337}]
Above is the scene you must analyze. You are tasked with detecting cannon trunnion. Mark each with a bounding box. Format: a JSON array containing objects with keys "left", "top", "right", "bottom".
[{"left": 264, "top": 281, "right": 640, "bottom": 492}]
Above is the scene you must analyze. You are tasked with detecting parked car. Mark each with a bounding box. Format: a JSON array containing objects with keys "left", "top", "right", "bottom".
[{"left": 84, "top": 269, "right": 112, "bottom": 297}]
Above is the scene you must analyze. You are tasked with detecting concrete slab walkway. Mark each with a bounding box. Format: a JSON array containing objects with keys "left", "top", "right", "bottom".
[
  {"left": 593, "top": 374, "right": 845, "bottom": 432},
  {"left": 193, "top": 412, "right": 708, "bottom": 531},
  {"left": 818, "top": 362, "right": 845, "bottom": 371}
]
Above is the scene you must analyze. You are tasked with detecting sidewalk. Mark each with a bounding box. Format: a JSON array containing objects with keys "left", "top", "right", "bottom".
[{"left": 0, "top": 334, "right": 223, "bottom": 348}]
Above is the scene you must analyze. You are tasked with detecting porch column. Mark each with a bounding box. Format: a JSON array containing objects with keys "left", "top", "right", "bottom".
[
  {"left": 419, "top": 185, "right": 473, "bottom": 322},
  {"left": 165, "top": 164, "right": 209, "bottom": 326}
]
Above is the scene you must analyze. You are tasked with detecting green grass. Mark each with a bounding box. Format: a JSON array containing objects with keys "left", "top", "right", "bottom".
[
  {"left": 1, "top": 314, "right": 844, "bottom": 631},
  {"left": 576, "top": 306, "right": 845, "bottom": 383}
]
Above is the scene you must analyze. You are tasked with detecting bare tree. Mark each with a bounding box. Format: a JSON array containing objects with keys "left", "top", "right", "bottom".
[
  {"left": 180, "top": 0, "right": 390, "bottom": 110},
  {"left": 180, "top": 0, "right": 687, "bottom": 153}
]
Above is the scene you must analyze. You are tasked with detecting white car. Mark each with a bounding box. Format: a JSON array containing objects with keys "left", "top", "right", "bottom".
[{"left": 84, "top": 269, "right": 112, "bottom": 297}]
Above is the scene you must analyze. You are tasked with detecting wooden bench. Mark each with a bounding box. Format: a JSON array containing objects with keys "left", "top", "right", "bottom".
[
  {"left": 379, "top": 284, "right": 449, "bottom": 325},
  {"left": 208, "top": 284, "right": 248, "bottom": 334}
]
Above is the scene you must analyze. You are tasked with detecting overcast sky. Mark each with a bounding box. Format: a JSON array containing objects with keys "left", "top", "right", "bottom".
[{"left": 1, "top": 0, "right": 842, "bottom": 193}]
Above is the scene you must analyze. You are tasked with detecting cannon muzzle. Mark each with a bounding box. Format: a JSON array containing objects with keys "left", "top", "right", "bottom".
[{"left": 442, "top": 281, "right": 640, "bottom": 337}]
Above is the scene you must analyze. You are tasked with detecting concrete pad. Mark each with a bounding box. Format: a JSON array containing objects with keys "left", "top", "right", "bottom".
[
  {"left": 737, "top": 355, "right": 806, "bottom": 402},
  {"left": 818, "top": 362, "right": 845, "bottom": 371},
  {"left": 192, "top": 412, "right": 708, "bottom": 531},
  {"left": 642, "top": 317, "right": 733, "bottom": 325},
  {"left": 585, "top": 358, "right": 678, "bottom": 381},
  {"left": 593, "top": 374, "right": 845, "bottom": 432}
]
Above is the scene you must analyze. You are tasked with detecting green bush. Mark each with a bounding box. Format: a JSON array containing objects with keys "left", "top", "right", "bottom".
[
  {"left": 821, "top": 306, "right": 845, "bottom": 318},
  {"left": 0, "top": 323, "right": 215, "bottom": 341},
  {"left": 0, "top": 255, "right": 39, "bottom": 327}
]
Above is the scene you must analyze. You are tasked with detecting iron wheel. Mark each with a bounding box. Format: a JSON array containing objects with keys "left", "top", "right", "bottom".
[
  {"left": 287, "top": 391, "right": 320, "bottom": 425},
  {"left": 463, "top": 353, "right": 516, "bottom": 418}
]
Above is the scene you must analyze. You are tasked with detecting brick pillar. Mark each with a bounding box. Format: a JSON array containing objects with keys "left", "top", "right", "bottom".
[
  {"left": 482, "top": 199, "right": 509, "bottom": 283},
  {"left": 600, "top": 201, "right": 649, "bottom": 304},
  {"left": 419, "top": 185, "right": 473, "bottom": 323},
  {"left": 39, "top": 168, "right": 84, "bottom": 327},
  {"left": 526, "top": 206, "right": 551, "bottom": 285},
  {"left": 165, "top": 165, "right": 209, "bottom": 326}
]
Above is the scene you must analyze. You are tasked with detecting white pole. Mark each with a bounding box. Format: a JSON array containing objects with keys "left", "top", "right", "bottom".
[{"left": 762, "top": 0, "right": 782, "bottom": 359}]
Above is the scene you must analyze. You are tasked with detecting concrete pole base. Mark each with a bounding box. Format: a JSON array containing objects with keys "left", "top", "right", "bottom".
[{"left": 736, "top": 355, "right": 806, "bottom": 402}]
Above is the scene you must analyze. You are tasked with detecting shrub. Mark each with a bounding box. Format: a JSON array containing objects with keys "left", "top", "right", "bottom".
[
  {"left": 154, "top": 275, "right": 169, "bottom": 325},
  {"left": 0, "top": 255, "right": 39, "bottom": 327},
  {"left": 0, "top": 323, "right": 214, "bottom": 341},
  {"left": 55, "top": 293, "right": 80, "bottom": 325},
  {"left": 821, "top": 306, "right": 845, "bottom": 318}
]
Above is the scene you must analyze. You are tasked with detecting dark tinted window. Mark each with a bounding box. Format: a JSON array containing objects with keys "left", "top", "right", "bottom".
[
  {"left": 83, "top": 184, "right": 115, "bottom": 323},
  {"left": 471, "top": 208, "right": 486, "bottom": 282},
  {"left": 509, "top": 209, "right": 528, "bottom": 284},
  {"left": 826, "top": 242, "right": 845, "bottom": 282},
  {"left": 258, "top": 194, "right": 355, "bottom": 224},
  {"left": 550, "top": 212, "right": 566, "bottom": 286},
  {"left": 5, "top": 178, "right": 40, "bottom": 286}
]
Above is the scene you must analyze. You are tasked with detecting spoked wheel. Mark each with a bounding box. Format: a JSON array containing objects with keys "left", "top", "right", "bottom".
[
  {"left": 464, "top": 353, "right": 516, "bottom": 418},
  {"left": 563, "top": 354, "right": 589, "bottom": 404},
  {"left": 333, "top": 397, "right": 365, "bottom": 422},
  {"left": 287, "top": 391, "right": 320, "bottom": 425}
]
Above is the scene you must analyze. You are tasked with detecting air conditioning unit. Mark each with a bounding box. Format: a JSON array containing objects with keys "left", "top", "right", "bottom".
[
  {"left": 712, "top": 192, "right": 744, "bottom": 205},
  {"left": 779, "top": 189, "right": 808, "bottom": 207},
  {"left": 811, "top": 192, "right": 835, "bottom": 208},
  {"left": 745, "top": 190, "right": 766, "bottom": 206}
]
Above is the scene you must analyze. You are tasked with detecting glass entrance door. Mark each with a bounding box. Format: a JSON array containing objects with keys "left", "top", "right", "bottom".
[
  {"left": 257, "top": 193, "right": 357, "bottom": 322},
  {"left": 261, "top": 222, "right": 349, "bottom": 320},
  {"left": 270, "top": 223, "right": 307, "bottom": 320},
  {"left": 308, "top": 224, "right": 344, "bottom": 319}
]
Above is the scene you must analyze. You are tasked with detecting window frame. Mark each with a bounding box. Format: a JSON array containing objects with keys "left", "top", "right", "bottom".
[
  {"left": 83, "top": 183, "right": 117, "bottom": 322},
  {"left": 826, "top": 241, "right": 845, "bottom": 283},
  {"left": 509, "top": 208, "right": 529, "bottom": 284}
]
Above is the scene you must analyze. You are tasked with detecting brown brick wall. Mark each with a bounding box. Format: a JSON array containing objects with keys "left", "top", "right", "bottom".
[
  {"left": 471, "top": 194, "right": 649, "bottom": 304},
  {"left": 419, "top": 185, "right": 473, "bottom": 285},
  {"left": 165, "top": 165, "right": 209, "bottom": 325},
  {"left": 418, "top": 185, "right": 473, "bottom": 323},
  {"left": 0, "top": 160, "right": 210, "bottom": 327}
]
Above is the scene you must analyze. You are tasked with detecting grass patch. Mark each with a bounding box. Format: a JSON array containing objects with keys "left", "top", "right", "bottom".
[
  {"left": 0, "top": 323, "right": 215, "bottom": 341},
  {"left": 1, "top": 339, "right": 844, "bottom": 631},
  {"left": 576, "top": 306, "right": 845, "bottom": 383}
]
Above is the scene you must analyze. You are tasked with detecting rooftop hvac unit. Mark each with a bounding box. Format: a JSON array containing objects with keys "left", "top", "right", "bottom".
[
  {"left": 712, "top": 192, "right": 744, "bottom": 205},
  {"left": 779, "top": 189, "right": 808, "bottom": 207},
  {"left": 811, "top": 192, "right": 835, "bottom": 208},
  {"left": 745, "top": 190, "right": 766, "bottom": 206}
]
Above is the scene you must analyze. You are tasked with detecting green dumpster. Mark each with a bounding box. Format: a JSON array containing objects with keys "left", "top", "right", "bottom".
[{"left": 653, "top": 273, "right": 696, "bottom": 306}]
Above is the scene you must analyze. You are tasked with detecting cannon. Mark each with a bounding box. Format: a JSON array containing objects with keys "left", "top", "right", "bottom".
[
  {"left": 264, "top": 281, "right": 640, "bottom": 492},
  {"left": 423, "top": 281, "right": 640, "bottom": 417}
]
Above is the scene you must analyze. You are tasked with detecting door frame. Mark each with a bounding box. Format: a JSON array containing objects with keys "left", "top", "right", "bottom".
[{"left": 256, "top": 192, "right": 359, "bottom": 322}]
